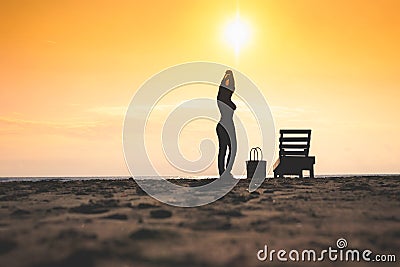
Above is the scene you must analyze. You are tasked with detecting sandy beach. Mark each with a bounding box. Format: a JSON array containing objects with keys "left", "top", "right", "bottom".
[{"left": 0, "top": 176, "right": 399, "bottom": 267}]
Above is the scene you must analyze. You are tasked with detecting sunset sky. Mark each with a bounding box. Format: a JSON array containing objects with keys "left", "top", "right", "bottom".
[{"left": 1, "top": 0, "right": 399, "bottom": 177}]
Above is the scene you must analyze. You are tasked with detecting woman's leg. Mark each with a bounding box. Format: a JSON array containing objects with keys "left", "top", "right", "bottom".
[
  {"left": 218, "top": 146, "right": 227, "bottom": 176},
  {"left": 226, "top": 143, "right": 231, "bottom": 170},
  {"left": 225, "top": 124, "right": 236, "bottom": 174},
  {"left": 216, "top": 123, "right": 228, "bottom": 176}
]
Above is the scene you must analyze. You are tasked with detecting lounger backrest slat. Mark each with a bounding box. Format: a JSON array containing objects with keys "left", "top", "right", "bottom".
[{"left": 279, "top": 129, "right": 311, "bottom": 157}]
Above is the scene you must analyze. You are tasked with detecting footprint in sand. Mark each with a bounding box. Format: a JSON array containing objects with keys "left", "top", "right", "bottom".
[
  {"left": 102, "top": 214, "right": 128, "bottom": 220},
  {"left": 0, "top": 239, "right": 17, "bottom": 255},
  {"left": 150, "top": 209, "right": 172, "bottom": 219}
]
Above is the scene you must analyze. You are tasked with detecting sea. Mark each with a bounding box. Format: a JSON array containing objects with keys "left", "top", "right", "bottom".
[{"left": 0, "top": 174, "right": 397, "bottom": 183}]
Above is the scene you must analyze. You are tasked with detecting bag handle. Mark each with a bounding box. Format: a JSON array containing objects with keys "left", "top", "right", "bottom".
[
  {"left": 249, "top": 147, "right": 263, "bottom": 161},
  {"left": 250, "top": 148, "right": 257, "bottom": 161}
]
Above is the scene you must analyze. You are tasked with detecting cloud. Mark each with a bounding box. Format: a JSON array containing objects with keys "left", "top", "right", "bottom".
[
  {"left": 0, "top": 116, "right": 120, "bottom": 139},
  {"left": 44, "top": 40, "right": 57, "bottom": 44},
  {"left": 270, "top": 106, "right": 311, "bottom": 118},
  {"left": 86, "top": 106, "right": 127, "bottom": 117},
  {"left": 0, "top": 105, "right": 137, "bottom": 138},
  {"left": 269, "top": 105, "right": 333, "bottom": 126}
]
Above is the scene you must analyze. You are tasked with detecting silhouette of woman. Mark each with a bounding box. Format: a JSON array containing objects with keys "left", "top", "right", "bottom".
[{"left": 216, "top": 70, "right": 237, "bottom": 177}]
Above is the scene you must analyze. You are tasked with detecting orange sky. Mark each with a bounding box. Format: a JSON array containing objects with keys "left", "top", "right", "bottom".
[{"left": 1, "top": 0, "right": 399, "bottom": 176}]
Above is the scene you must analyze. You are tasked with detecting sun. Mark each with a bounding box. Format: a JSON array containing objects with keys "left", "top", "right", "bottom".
[{"left": 224, "top": 14, "right": 251, "bottom": 55}]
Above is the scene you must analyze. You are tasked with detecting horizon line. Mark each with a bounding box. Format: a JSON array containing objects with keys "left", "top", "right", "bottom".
[{"left": 0, "top": 173, "right": 399, "bottom": 179}]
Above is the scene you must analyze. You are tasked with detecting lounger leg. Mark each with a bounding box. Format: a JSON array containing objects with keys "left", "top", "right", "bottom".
[
  {"left": 310, "top": 167, "right": 314, "bottom": 178},
  {"left": 299, "top": 171, "right": 303, "bottom": 179}
]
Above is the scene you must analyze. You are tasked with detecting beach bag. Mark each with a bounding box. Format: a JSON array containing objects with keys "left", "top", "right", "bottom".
[{"left": 246, "top": 147, "right": 266, "bottom": 179}]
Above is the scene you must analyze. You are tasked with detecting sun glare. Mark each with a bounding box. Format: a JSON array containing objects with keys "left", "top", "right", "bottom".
[{"left": 224, "top": 15, "right": 251, "bottom": 55}]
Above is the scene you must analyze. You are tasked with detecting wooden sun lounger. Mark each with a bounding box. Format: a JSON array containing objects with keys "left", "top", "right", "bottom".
[{"left": 273, "top": 129, "right": 315, "bottom": 178}]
